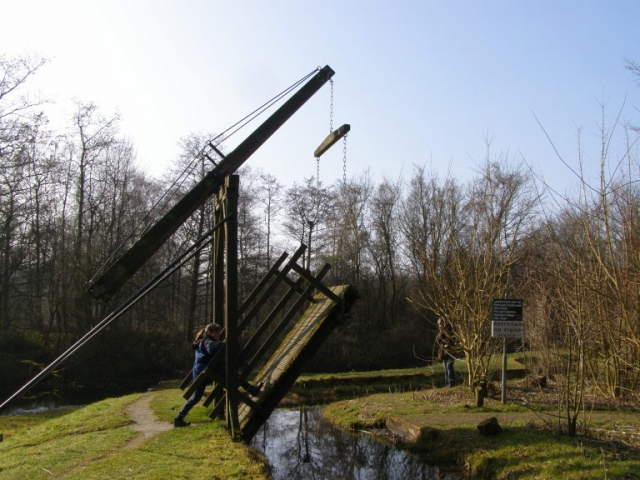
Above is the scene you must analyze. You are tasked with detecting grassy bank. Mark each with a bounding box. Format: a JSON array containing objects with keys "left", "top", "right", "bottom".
[
  {"left": 2, "top": 355, "right": 639, "bottom": 479},
  {"left": 0, "top": 387, "right": 267, "bottom": 480},
  {"left": 322, "top": 385, "right": 640, "bottom": 479},
  {"left": 288, "top": 354, "right": 526, "bottom": 405}
]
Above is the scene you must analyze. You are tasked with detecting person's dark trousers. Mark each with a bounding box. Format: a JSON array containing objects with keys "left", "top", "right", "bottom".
[
  {"left": 178, "top": 381, "right": 206, "bottom": 418},
  {"left": 443, "top": 358, "right": 455, "bottom": 387}
]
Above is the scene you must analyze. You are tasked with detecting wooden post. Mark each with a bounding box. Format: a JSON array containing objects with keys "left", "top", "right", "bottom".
[
  {"left": 501, "top": 338, "right": 507, "bottom": 403},
  {"left": 211, "top": 186, "right": 226, "bottom": 417},
  {"left": 224, "top": 175, "right": 240, "bottom": 437},
  {"left": 213, "top": 198, "right": 225, "bottom": 327}
]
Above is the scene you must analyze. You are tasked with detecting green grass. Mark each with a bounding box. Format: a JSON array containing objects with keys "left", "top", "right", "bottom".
[
  {"left": 1, "top": 354, "right": 637, "bottom": 479},
  {"left": 297, "top": 352, "right": 527, "bottom": 385},
  {"left": 0, "top": 389, "right": 267, "bottom": 479},
  {"left": 322, "top": 387, "right": 640, "bottom": 479}
]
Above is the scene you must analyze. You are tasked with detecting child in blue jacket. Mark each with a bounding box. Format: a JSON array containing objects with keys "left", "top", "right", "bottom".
[{"left": 174, "top": 323, "right": 261, "bottom": 427}]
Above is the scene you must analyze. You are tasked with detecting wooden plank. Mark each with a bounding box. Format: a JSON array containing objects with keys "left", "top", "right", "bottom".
[
  {"left": 224, "top": 176, "right": 240, "bottom": 436},
  {"left": 182, "top": 347, "right": 225, "bottom": 399},
  {"left": 239, "top": 265, "right": 331, "bottom": 381},
  {"left": 290, "top": 262, "right": 343, "bottom": 305},
  {"left": 179, "top": 370, "right": 193, "bottom": 390},
  {"left": 239, "top": 277, "right": 306, "bottom": 366},
  {"left": 313, "top": 124, "right": 350, "bottom": 158},
  {"left": 238, "top": 252, "right": 288, "bottom": 316},
  {"left": 203, "top": 383, "right": 224, "bottom": 408}
]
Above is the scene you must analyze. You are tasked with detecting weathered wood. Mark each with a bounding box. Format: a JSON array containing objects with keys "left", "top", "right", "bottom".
[
  {"left": 238, "top": 284, "right": 355, "bottom": 442},
  {"left": 238, "top": 252, "right": 288, "bottom": 316},
  {"left": 179, "top": 370, "right": 193, "bottom": 390},
  {"left": 313, "top": 124, "right": 350, "bottom": 158},
  {"left": 208, "top": 395, "right": 225, "bottom": 419},
  {"left": 181, "top": 347, "right": 225, "bottom": 399},
  {"left": 203, "top": 383, "right": 224, "bottom": 408},
  {"left": 239, "top": 264, "right": 331, "bottom": 382},
  {"left": 238, "top": 245, "right": 306, "bottom": 333},
  {"left": 281, "top": 274, "right": 307, "bottom": 295},
  {"left": 213, "top": 202, "right": 225, "bottom": 332},
  {"left": 290, "top": 262, "right": 343, "bottom": 305},
  {"left": 239, "top": 276, "right": 306, "bottom": 367},
  {"left": 223, "top": 176, "right": 240, "bottom": 436}
]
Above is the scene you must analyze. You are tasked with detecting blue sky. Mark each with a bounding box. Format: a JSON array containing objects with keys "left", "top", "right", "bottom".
[{"left": 2, "top": 1, "right": 640, "bottom": 195}]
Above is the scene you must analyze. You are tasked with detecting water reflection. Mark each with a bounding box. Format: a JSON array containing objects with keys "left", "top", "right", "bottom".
[
  {"left": 251, "top": 407, "right": 459, "bottom": 480},
  {"left": 0, "top": 398, "right": 69, "bottom": 416}
]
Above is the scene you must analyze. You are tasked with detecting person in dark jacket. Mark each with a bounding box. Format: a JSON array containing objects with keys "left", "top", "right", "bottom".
[
  {"left": 435, "top": 318, "right": 456, "bottom": 387},
  {"left": 174, "top": 323, "right": 262, "bottom": 427}
]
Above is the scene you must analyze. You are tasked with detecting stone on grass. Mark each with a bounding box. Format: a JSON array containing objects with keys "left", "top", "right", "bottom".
[{"left": 477, "top": 417, "right": 502, "bottom": 436}]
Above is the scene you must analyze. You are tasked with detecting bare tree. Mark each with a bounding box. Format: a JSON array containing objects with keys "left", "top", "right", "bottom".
[
  {"left": 367, "top": 177, "right": 403, "bottom": 327},
  {"left": 0, "top": 55, "right": 47, "bottom": 340},
  {"left": 405, "top": 156, "right": 537, "bottom": 388},
  {"left": 327, "top": 173, "right": 373, "bottom": 285},
  {"left": 283, "top": 177, "right": 333, "bottom": 270},
  {"left": 257, "top": 171, "right": 283, "bottom": 269}
]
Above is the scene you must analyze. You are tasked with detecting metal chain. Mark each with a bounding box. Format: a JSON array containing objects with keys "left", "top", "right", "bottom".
[
  {"left": 316, "top": 78, "right": 334, "bottom": 188},
  {"left": 342, "top": 134, "right": 348, "bottom": 185},
  {"left": 329, "top": 79, "right": 334, "bottom": 134}
]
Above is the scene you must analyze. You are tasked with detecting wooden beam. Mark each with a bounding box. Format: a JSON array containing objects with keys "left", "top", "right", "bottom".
[
  {"left": 88, "top": 66, "right": 335, "bottom": 300},
  {"left": 290, "top": 263, "right": 343, "bottom": 305},
  {"left": 224, "top": 176, "right": 240, "bottom": 436},
  {"left": 239, "top": 284, "right": 356, "bottom": 442},
  {"left": 239, "top": 276, "right": 306, "bottom": 366},
  {"left": 313, "top": 124, "right": 350, "bottom": 158},
  {"left": 238, "top": 252, "right": 288, "bottom": 316}
]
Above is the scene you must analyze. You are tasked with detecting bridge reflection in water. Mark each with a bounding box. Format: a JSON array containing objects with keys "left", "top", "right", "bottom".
[{"left": 251, "top": 407, "right": 460, "bottom": 480}]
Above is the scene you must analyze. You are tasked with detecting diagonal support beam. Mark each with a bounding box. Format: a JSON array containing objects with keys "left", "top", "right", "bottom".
[{"left": 88, "top": 66, "right": 335, "bottom": 300}]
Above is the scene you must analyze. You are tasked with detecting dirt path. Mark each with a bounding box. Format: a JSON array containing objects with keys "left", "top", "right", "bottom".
[{"left": 123, "top": 393, "right": 172, "bottom": 450}]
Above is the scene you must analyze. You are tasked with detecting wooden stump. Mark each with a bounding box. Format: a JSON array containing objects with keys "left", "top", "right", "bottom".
[{"left": 475, "top": 380, "right": 488, "bottom": 407}]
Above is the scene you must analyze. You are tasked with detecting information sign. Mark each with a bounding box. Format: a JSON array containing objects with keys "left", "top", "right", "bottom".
[
  {"left": 491, "top": 298, "right": 523, "bottom": 338},
  {"left": 492, "top": 299, "right": 523, "bottom": 322}
]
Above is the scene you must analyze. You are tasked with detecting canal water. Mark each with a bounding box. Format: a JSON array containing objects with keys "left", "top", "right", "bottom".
[{"left": 251, "top": 407, "right": 460, "bottom": 480}]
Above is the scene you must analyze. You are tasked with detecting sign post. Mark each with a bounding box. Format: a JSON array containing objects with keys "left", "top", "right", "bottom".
[{"left": 491, "top": 299, "right": 523, "bottom": 403}]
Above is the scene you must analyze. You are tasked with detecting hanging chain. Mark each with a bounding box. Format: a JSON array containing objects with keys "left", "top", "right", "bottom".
[
  {"left": 329, "top": 79, "right": 334, "bottom": 134},
  {"left": 316, "top": 78, "right": 335, "bottom": 188},
  {"left": 342, "top": 134, "right": 348, "bottom": 185}
]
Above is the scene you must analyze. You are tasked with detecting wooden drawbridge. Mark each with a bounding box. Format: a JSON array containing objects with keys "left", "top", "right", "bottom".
[
  {"left": 0, "top": 66, "right": 355, "bottom": 426},
  {"left": 179, "top": 243, "right": 355, "bottom": 442}
]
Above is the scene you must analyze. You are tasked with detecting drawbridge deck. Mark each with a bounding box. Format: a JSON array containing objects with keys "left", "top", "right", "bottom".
[{"left": 238, "top": 285, "right": 352, "bottom": 441}]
